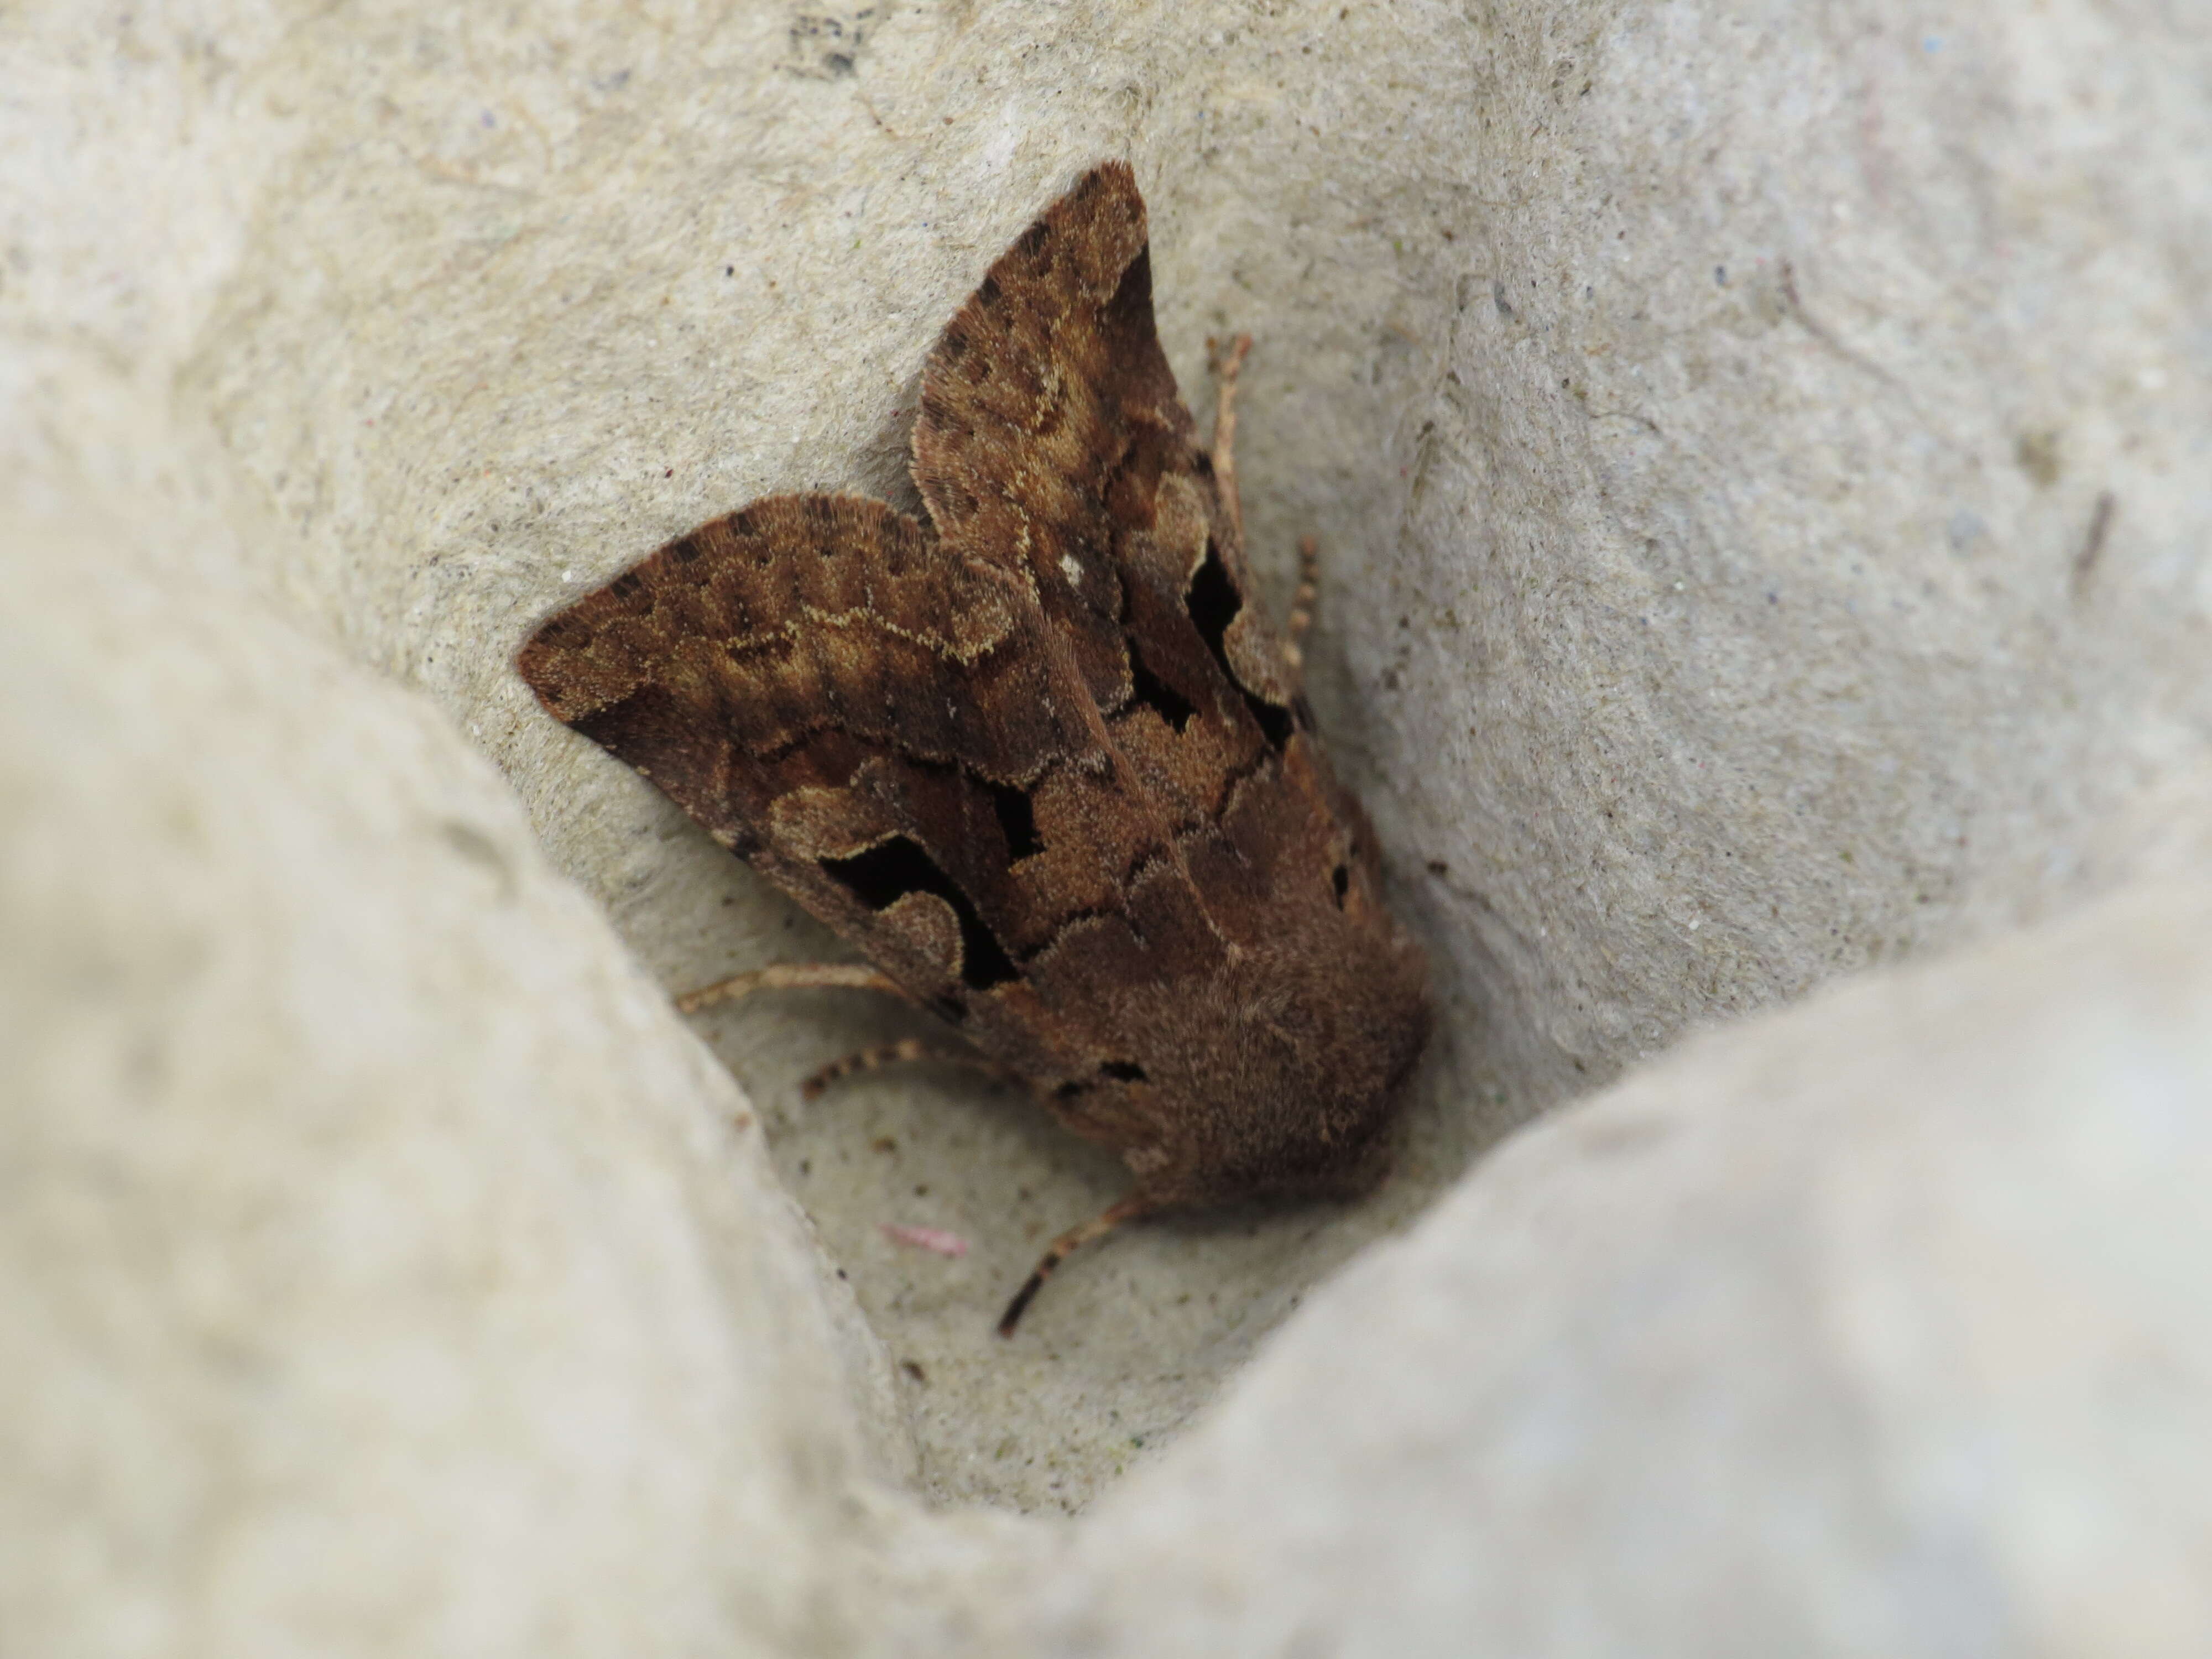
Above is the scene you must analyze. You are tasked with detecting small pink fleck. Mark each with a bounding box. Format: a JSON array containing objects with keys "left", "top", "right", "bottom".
[{"left": 880, "top": 1223, "right": 969, "bottom": 1258}]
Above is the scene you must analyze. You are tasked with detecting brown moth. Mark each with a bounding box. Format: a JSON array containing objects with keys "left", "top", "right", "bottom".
[{"left": 518, "top": 163, "right": 1430, "bottom": 1334}]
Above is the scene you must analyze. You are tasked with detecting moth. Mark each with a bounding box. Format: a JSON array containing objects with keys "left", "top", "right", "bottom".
[{"left": 518, "top": 163, "right": 1430, "bottom": 1333}]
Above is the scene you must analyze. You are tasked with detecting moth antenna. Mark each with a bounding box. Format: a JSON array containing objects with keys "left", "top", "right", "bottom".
[
  {"left": 801, "top": 1039, "right": 1015, "bottom": 1101},
  {"left": 1284, "top": 534, "right": 1320, "bottom": 683},
  {"left": 675, "top": 961, "right": 909, "bottom": 1015},
  {"left": 1206, "top": 331, "right": 1254, "bottom": 551},
  {"left": 997, "top": 1192, "right": 1159, "bottom": 1336}
]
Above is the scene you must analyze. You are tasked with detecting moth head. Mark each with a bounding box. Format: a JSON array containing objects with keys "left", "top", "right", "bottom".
[{"left": 1124, "top": 924, "right": 1431, "bottom": 1208}]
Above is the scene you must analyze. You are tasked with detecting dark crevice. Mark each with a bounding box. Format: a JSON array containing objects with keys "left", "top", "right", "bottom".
[
  {"left": 1186, "top": 536, "right": 1241, "bottom": 653},
  {"left": 1187, "top": 540, "right": 1293, "bottom": 749},
  {"left": 1103, "top": 247, "right": 1154, "bottom": 340},
  {"left": 1332, "top": 863, "right": 1350, "bottom": 907},
  {"left": 1125, "top": 647, "right": 1197, "bottom": 731},
  {"left": 820, "top": 836, "right": 1018, "bottom": 990},
  {"left": 1243, "top": 685, "right": 1293, "bottom": 749},
  {"left": 1100, "top": 1060, "right": 1148, "bottom": 1083},
  {"left": 985, "top": 778, "right": 1042, "bottom": 860}
]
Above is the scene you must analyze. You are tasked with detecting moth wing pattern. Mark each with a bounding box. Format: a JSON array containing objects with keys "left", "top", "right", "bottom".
[
  {"left": 902, "top": 160, "right": 1428, "bottom": 1199},
  {"left": 517, "top": 492, "right": 1107, "bottom": 1086},
  {"left": 913, "top": 162, "right": 1301, "bottom": 790},
  {"left": 518, "top": 161, "right": 1429, "bottom": 1227}
]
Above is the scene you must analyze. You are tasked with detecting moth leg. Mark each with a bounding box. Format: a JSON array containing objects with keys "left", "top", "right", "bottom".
[
  {"left": 1205, "top": 331, "right": 1254, "bottom": 551},
  {"left": 996, "top": 1191, "right": 1160, "bottom": 1337},
  {"left": 800, "top": 1038, "right": 1018, "bottom": 1102},
  {"left": 1282, "top": 533, "right": 1321, "bottom": 685},
  {"left": 1206, "top": 333, "right": 1318, "bottom": 690},
  {"left": 675, "top": 962, "right": 910, "bottom": 1016}
]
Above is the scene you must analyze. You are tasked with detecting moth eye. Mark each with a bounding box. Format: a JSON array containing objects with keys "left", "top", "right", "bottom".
[
  {"left": 1187, "top": 540, "right": 1293, "bottom": 749},
  {"left": 984, "top": 778, "right": 1042, "bottom": 861},
  {"left": 819, "top": 835, "right": 1018, "bottom": 990}
]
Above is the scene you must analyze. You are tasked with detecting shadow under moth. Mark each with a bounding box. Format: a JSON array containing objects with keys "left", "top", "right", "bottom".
[{"left": 518, "top": 162, "right": 1430, "bottom": 1334}]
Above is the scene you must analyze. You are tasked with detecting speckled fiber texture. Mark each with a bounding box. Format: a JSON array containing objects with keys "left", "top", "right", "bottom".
[{"left": 6, "top": 0, "right": 2208, "bottom": 1654}]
